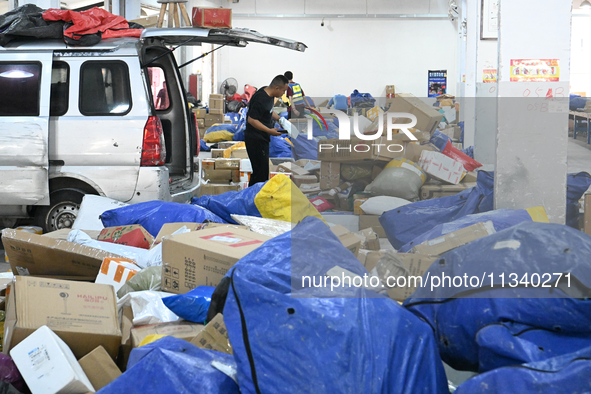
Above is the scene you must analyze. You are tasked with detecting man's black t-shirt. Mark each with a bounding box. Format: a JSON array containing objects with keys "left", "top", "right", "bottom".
[{"left": 245, "top": 87, "right": 274, "bottom": 142}]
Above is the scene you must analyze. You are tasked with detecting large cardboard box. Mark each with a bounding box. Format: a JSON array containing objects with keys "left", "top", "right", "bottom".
[
  {"left": 205, "top": 113, "right": 224, "bottom": 127},
  {"left": 192, "top": 7, "right": 232, "bottom": 28},
  {"left": 412, "top": 221, "right": 496, "bottom": 256},
  {"left": 209, "top": 108, "right": 224, "bottom": 115},
  {"left": 381, "top": 253, "right": 437, "bottom": 302},
  {"left": 317, "top": 136, "right": 405, "bottom": 163},
  {"left": 199, "top": 183, "right": 241, "bottom": 197},
  {"left": 203, "top": 167, "right": 239, "bottom": 182},
  {"left": 214, "top": 158, "right": 241, "bottom": 170},
  {"left": 98, "top": 225, "right": 154, "bottom": 249},
  {"left": 197, "top": 119, "right": 206, "bottom": 135},
  {"left": 190, "top": 314, "right": 232, "bottom": 354},
  {"left": 320, "top": 161, "right": 340, "bottom": 190},
  {"left": 117, "top": 306, "right": 133, "bottom": 371},
  {"left": 420, "top": 182, "right": 477, "bottom": 200},
  {"left": 43, "top": 229, "right": 100, "bottom": 241},
  {"left": 78, "top": 346, "right": 122, "bottom": 391},
  {"left": 231, "top": 148, "right": 249, "bottom": 159},
  {"left": 403, "top": 142, "right": 437, "bottom": 163},
  {"left": 386, "top": 94, "right": 444, "bottom": 134},
  {"left": 2, "top": 229, "right": 124, "bottom": 281},
  {"left": 330, "top": 225, "right": 361, "bottom": 257},
  {"left": 161, "top": 228, "right": 271, "bottom": 294},
  {"left": 358, "top": 215, "right": 386, "bottom": 238},
  {"left": 419, "top": 151, "right": 466, "bottom": 185},
  {"left": 11, "top": 325, "right": 94, "bottom": 394},
  {"left": 193, "top": 108, "right": 207, "bottom": 118},
  {"left": 210, "top": 98, "right": 224, "bottom": 111},
  {"left": 293, "top": 174, "right": 318, "bottom": 187},
  {"left": 585, "top": 193, "right": 591, "bottom": 235},
  {"left": 130, "top": 321, "right": 204, "bottom": 348},
  {"left": 4, "top": 276, "right": 122, "bottom": 359},
  {"left": 277, "top": 162, "right": 309, "bottom": 176}
]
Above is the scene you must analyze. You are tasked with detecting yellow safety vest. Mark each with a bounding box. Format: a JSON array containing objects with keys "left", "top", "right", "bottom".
[{"left": 289, "top": 82, "right": 305, "bottom": 106}]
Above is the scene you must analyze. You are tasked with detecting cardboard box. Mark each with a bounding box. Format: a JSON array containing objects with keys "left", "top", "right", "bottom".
[
  {"left": 320, "top": 162, "right": 340, "bottom": 190},
  {"left": 403, "top": 142, "right": 437, "bottom": 163},
  {"left": 357, "top": 249, "right": 385, "bottom": 272},
  {"left": 79, "top": 346, "right": 122, "bottom": 391},
  {"left": 190, "top": 313, "right": 232, "bottom": 354},
  {"left": 4, "top": 276, "right": 122, "bottom": 359},
  {"left": 218, "top": 141, "right": 239, "bottom": 150},
  {"left": 95, "top": 257, "right": 139, "bottom": 293},
  {"left": 293, "top": 174, "right": 318, "bottom": 187},
  {"left": 214, "top": 158, "right": 241, "bottom": 170},
  {"left": 462, "top": 171, "right": 478, "bottom": 183},
  {"left": 98, "top": 225, "right": 154, "bottom": 249},
  {"left": 386, "top": 94, "right": 444, "bottom": 134},
  {"left": 153, "top": 223, "right": 204, "bottom": 246},
  {"left": 317, "top": 136, "right": 405, "bottom": 163},
  {"left": 411, "top": 221, "right": 496, "bottom": 256},
  {"left": 192, "top": 7, "right": 232, "bottom": 28},
  {"left": 420, "top": 182, "right": 477, "bottom": 200},
  {"left": 294, "top": 159, "right": 321, "bottom": 172},
  {"left": 43, "top": 229, "right": 100, "bottom": 241},
  {"left": 211, "top": 149, "right": 225, "bottom": 158},
  {"left": 2, "top": 229, "right": 124, "bottom": 281},
  {"left": 197, "top": 119, "right": 205, "bottom": 134},
  {"left": 330, "top": 225, "right": 361, "bottom": 257},
  {"left": 209, "top": 108, "right": 224, "bottom": 115},
  {"left": 209, "top": 94, "right": 224, "bottom": 100},
  {"left": 381, "top": 253, "right": 437, "bottom": 301},
  {"left": 205, "top": 113, "right": 224, "bottom": 127},
  {"left": 11, "top": 325, "right": 94, "bottom": 394},
  {"left": 161, "top": 228, "right": 271, "bottom": 294},
  {"left": 386, "top": 85, "right": 396, "bottom": 95},
  {"left": 366, "top": 106, "right": 384, "bottom": 122},
  {"left": 358, "top": 215, "right": 386, "bottom": 238},
  {"left": 117, "top": 306, "right": 133, "bottom": 371},
  {"left": 210, "top": 98, "right": 224, "bottom": 111},
  {"left": 130, "top": 321, "right": 204, "bottom": 348},
  {"left": 277, "top": 162, "right": 309, "bottom": 177},
  {"left": 353, "top": 198, "right": 368, "bottom": 215},
  {"left": 584, "top": 193, "right": 591, "bottom": 235},
  {"left": 199, "top": 183, "right": 241, "bottom": 197},
  {"left": 193, "top": 108, "right": 207, "bottom": 118},
  {"left": 353, "top": 228, "right": 380, "bottom": 251},
  {"left": 299, "top": 182, "right": 321, "bottom": 195},
  {"left": 231, "top": 148, "right": 249, "bottom": 159},
  {"left": 203, "top": 167, "right": 240, "bottom": 182},
  {"left": 419, "top": 151, "right": 466, "bottom": 185}
]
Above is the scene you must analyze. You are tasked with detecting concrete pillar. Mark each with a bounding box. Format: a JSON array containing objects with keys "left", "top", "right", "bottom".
[{"left": 494, "top": 0, "right": 572, "bottom": 224}]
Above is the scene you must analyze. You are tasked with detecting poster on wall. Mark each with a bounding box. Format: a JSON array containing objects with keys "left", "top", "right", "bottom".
[
  {"left": 510, "top": 59, "right": 560, "bottom": 82},
  {"left": 428, "top": 70, "right": 447, "bottom": 97},
  {"left": 483, "top": 69, "right": 497, "bottom": 83},
  {"left": 481, "top": 0, "right": 499, "bottom": 40}
]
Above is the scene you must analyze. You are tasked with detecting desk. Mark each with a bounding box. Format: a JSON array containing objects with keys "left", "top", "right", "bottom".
[{"left": 570, "top": 110, "right": 591, "bottom": 144}]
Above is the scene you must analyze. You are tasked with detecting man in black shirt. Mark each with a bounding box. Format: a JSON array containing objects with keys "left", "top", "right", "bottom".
[{"left": 245, "top": 75, "right": 289, "bottom": 186}]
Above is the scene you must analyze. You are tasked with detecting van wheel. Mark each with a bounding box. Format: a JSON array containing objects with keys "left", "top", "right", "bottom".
[{"left": 34, "top": 189, "right": 86, "bottom": 233}]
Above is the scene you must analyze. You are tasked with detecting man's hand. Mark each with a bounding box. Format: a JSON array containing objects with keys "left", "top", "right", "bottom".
[
  {"left": 268, "top": 127, "right": 282, "bottom": 136},
  {"left": 293, "top": 108, "right": 300, "bottom": 116}
]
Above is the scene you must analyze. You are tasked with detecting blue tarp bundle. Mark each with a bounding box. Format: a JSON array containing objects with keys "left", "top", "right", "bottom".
[
  {"left": 97, "top": 337, "right": 239, "bottom": 394},
  {"left": 199, "top": 139, "right": 210, "bottom": 152},
  {"left": 569, "top": 94, "right": 589, "bottom": 111},
  {"left": 270, "top": 135, "right": 292, "bottom": 158},
  {"left": 191, "top": 182, "right": 265, "bottom": 224},
  {"left": 222, "top": 217, "right": 448, "bottom": 393},
  {"left": 101, "top": 201, "right": 227, "bottom": 237},
  {"left": 455, "top": 345, "right": 591, "bottom": 393},
  {"left": 350, "top": 89, "right": 376, "bottom": 107},
  {"left": 404, "top": 221, "right": 591, "bottom": 372},
  {"left": 566, "top": 172, "right": 591, "bottom": 228},
  {"left": 162, "top": 286, "right": 215, "bottom": 324},
  {"left": 204, "top": 123, "right": 237, "bottom": 136},
  {"left": 291, "top": 117, "right": 339, "bottom": 160}
]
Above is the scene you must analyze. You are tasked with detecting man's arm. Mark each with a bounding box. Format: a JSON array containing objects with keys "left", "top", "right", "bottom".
[
  {"left": 272, "top": 111, "right": 281, "bottom": 122},
  {"left": 248, "top": 116, "right": 281, "bottom": 136}
]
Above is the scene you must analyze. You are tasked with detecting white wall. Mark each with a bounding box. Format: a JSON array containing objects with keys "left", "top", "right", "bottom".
[
  {"left": 571, "top": 15, "right": 591, "bottom": 95},
  {"left": 216, "top": 17, "right": 458, "bottom": 98}
]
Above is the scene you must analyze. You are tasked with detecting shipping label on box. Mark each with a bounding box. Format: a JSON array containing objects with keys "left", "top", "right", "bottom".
[
  {"left": 419, "top": 150, "right": 466, "bottom": 185},
  {"left": 161, "top": 228, "right": 270, "bottom": 294},
  {"left": 420, "top": 182, "right": 477, "bottom": 200},
  {"left": 320, "top": 162, "right": 340, "bottom": 190},
  {"left": 411, "top": 221, "right": 496, "bottom": 256},
  {"left": 98, "top": 225, "right": 154, "bottom": 249}
]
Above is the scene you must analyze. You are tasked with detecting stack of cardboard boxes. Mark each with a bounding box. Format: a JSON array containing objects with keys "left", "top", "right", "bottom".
[
  {"left": 200, "top": 157, "right": 242, "bottom": 196},
  {"left": 192, "top": 94, "right": 227, "bottom": 138}
]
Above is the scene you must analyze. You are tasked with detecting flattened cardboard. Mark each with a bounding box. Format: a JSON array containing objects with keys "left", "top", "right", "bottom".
[
  {"left": 411, "top": 221, "right": 496, "bottom": 256},
  {"left": 130, "top": 321, "right": 204, "bottom": 348},
  {"left": 2, "top": 229, "right": 125, "bottom": 280},
  {"left": 98, "top": 225, "right": 154, "bottom": 249},
  {"left": 78, "top": 346, "right": 122, "bottom": 391},
  {"left": 161, "top": 228, "right": 270, "bottom": 294},
  {"left": 4, "top": 276, "right": 122, "bottom": 359},
  {"left": 420, "top": 182, "right": 477, "bottom": 200}
]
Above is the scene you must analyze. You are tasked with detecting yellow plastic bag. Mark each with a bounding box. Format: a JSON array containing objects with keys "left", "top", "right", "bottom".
[
  {"left": 223, "top": 141, "right": 246, "bottom": 158},
  {"left": 255, "top": 174, "right": 326, "bottom": 225},
  {"left": 138, "top": 334, "right": 167, "bottom": 347},
  {"left": 526, "top": 206, "right": 550, "bottom": 223},
  {"left": 203, "top": 130, "right": 235, "bottom": 143},
  {"left": 384, "top": 158, "right": 427, "bottom": 183}
]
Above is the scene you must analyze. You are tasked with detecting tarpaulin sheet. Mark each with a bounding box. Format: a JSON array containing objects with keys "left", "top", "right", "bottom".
[
  {"left": 162, "top": 286, "right": 214, "bottom": 324},
  {"left": 0, "top": 4, "right": 63, "bottom": 46},
  {"left": 97, "top": 337, "right": 239, "bottom": 394},
  {"left": 404, "top": 222, "right": 591, "bottom": 372},
  {"left": 222, "top": 217, "right": 448, "bottom": 394},
  {"left": 455, "top": 345, "right": 591, "bottom": 393},
  {"left": 192, "top": 182, "right": 265, "bottom": 224},
  {"left": 101, "top": 200, "right": 227, "bottom": 237},
  {"left": 269, "top": 135, "right": 292, "bottom": 158}
]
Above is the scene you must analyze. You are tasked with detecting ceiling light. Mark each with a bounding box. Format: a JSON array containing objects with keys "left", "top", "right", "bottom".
[
  {"left": 581, "top": 0, "right": 591, "bottom": 9},
  {"left": 0, "top": 70, "right": 34, "bottom": 79}
]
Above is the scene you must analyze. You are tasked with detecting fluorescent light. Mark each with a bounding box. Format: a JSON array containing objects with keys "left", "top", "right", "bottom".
[
  {"left": 581, "top": 0, "right": 591, "bottom": 9},
  {"left": 110, "top": 104, "right": 129, "bottom": 113},
  {"left": 0, "top": 70, "right": 34, "bottom": 79}
]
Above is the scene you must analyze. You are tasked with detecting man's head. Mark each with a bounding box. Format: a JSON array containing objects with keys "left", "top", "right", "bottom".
[
  {"left": 268, "top": 75, "right": 289, "bottom": 98},
  {"left": 284, "top": 71, "right": 293, "bottom": 81}
]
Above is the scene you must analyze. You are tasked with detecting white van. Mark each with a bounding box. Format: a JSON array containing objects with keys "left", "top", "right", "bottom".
[{"left": 0, "top": 27, "right": 305, "bottom": 231}]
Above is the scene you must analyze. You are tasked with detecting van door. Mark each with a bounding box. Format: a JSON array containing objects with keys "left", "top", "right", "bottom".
[{"left": 0, "top": 51, "right": 52, "bottom": 205}]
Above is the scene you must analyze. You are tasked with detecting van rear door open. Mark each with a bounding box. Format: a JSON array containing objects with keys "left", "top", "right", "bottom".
[{"left": 0, "top": 51, "right": 51, "bottom": 205}]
